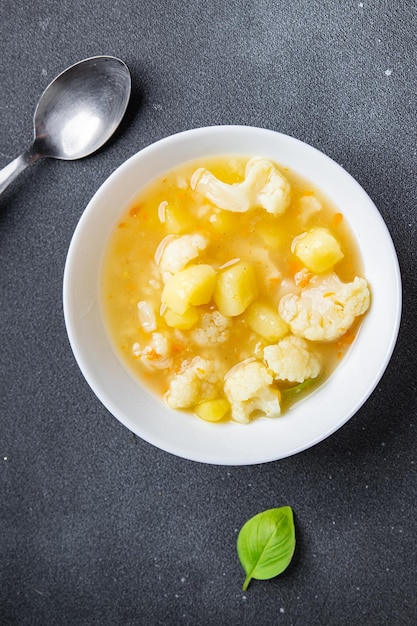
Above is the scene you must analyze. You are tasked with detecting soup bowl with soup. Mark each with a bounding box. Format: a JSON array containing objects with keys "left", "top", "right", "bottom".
[{"left": 63, "top": 126, "right": 401, "bottom": 465}]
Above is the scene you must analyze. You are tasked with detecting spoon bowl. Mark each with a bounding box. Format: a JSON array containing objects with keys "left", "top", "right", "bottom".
[{"left": 0, "top": 55, "right": 131, "bottom": 194}]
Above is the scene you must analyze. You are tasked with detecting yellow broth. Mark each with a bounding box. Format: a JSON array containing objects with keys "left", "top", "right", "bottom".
[{"left": 101, "top": 155, "right": 368, "bottom": 420}]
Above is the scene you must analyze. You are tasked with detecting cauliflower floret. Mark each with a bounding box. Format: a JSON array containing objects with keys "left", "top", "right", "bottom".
[
  {"left": 224, "top": 360, "right": 281, "bottom": 424},
  {"left": 263, "top": 335, "right": 321, "bottom": 383},
  {"left": 190, "top": 157, "right": 291, "bottom": 216},
  {"left": 137, "top": 300, "right": 157, "bottom": 332},
  {"left": 229, "top": 240, "right": 282, "bottom": 285},
  {"left": 278, "top": 273, "right": 370, "bottom": 341},
  {"left": 191, "top": 310, "right": 232, "bottom": 346},
  {"left": 155, "top": 233, "right": 209, "bottom": 283},
  {"left": 165, "top": 356, "right": 223, "bottom": 409},
  {"left": 298, "top": 195, "right": 322, "bottom": 224},
  {"left": 132, "top": 332, "right": 172, "bottom": 370}
]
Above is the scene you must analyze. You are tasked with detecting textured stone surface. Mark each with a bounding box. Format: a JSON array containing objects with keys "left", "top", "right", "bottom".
[{"left": 1, "top": 1, "right": 416, "bottom": 624}]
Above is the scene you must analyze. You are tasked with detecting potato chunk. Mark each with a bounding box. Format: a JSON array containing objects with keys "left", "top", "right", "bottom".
[
  {"left": 293, "top": 227, "right": 344, "bottom": 274},
  {"left": 163, "top": 306, "right": 199, "bottom": 329},
  {"left": 246, "top": 301, "right": 289, "bottom": 341},
  {"left": 194, "top": 398, "right": 230, "bottom": 422},
  {"left": 208, "top": 210, "right": 235, "bottom": 234},
  {"left": 163, "top": 202, "right": 194, "bottom": 234},
  {"left": 161, "top": 264, "right": 217, "bottom": 314},
  {"left": 214, "top": 260, "right": 258, "bottom": 316}
]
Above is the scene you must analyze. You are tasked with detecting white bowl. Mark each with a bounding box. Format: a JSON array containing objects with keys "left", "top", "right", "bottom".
[{"left": 63, "top": 126, "right": 401, "bottom": 465}]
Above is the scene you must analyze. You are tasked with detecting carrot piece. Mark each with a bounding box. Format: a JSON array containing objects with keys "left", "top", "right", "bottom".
[
  {"left": 289, "top": 258, "right": 304, "bottom": 275},
  {"left": 294, "top": 268, "right": 313, "bottom": 288},
  {"left": 129, "top": 204, "right": 142, "bottom": 218}
]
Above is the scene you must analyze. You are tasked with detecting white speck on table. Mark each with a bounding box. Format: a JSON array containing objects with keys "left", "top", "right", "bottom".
[{"left": 39, "top": 17, "right": 50, "bottom": 31}]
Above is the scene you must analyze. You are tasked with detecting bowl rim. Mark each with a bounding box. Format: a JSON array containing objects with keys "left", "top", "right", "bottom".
[{"left": 63, "top": 125, "right": 402, "bottom": 465}]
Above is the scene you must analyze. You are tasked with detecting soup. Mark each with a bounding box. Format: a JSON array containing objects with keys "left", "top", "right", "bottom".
[{"left": 101, "top": 156, "right": 370, "bottom": 423}]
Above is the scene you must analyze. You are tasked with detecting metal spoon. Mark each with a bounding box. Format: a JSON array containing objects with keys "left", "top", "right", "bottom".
[{"left": 0, "top": 55, "right": 131, "bottom": 195}]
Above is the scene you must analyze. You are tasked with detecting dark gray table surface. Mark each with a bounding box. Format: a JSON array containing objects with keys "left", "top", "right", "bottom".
[{"left": 1, "top": 1, "right": 416, "bottom": 624}]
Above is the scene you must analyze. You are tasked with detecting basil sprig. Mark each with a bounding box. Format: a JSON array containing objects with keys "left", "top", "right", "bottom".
[{"left": 237, "top": 506, "right": 296, "bottom": 590}]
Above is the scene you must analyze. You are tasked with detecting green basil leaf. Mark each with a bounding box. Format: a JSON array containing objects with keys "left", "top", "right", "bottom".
[
  {"left": 280, "top": 377, "right": 319, "bottom": 403},
  {"left": 237, "top": 506, "right": 296, "bottom": 591}
]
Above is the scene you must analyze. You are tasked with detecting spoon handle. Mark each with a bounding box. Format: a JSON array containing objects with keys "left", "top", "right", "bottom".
[{"left": 0, "top": 147, "right": 42, "bottom": 195}]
